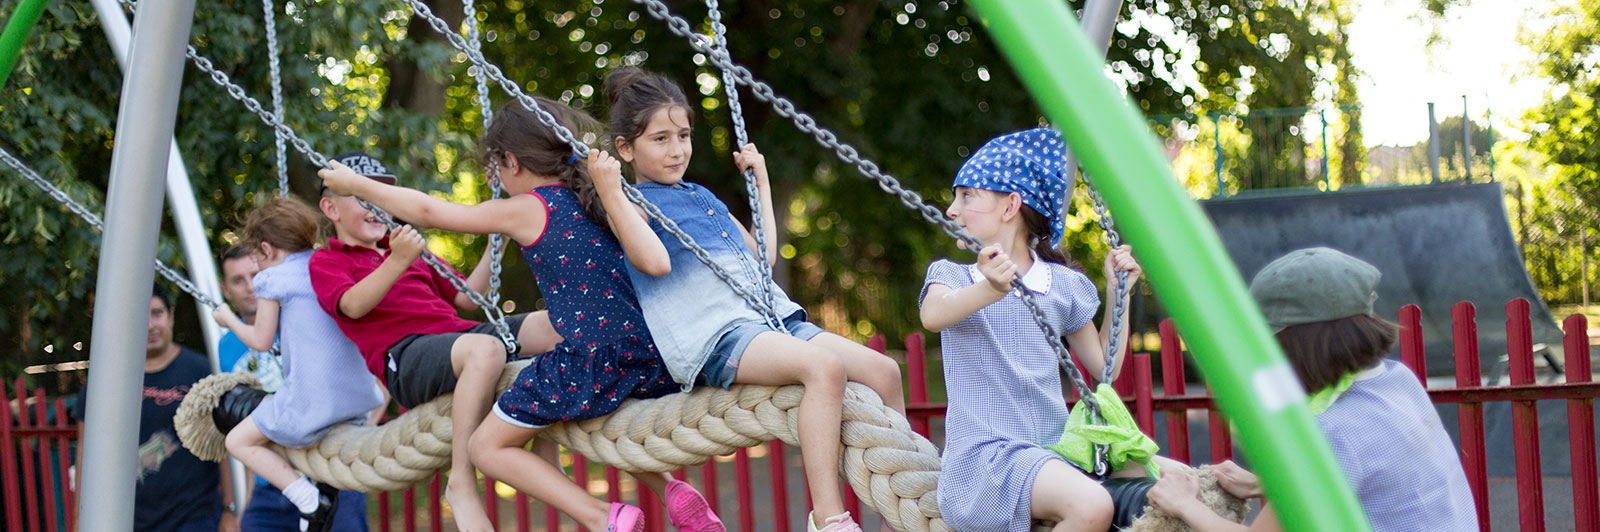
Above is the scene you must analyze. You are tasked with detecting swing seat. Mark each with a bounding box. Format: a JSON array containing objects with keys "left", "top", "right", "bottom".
[{"left": 213, "top": 384, "right": 268, "bottom": 435}]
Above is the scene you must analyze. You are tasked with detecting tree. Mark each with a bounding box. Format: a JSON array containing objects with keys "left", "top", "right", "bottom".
[{"left": 1, "top": 0, "right": 1362, "bottom": 378}]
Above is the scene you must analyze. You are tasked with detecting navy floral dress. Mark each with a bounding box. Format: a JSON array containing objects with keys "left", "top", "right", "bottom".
[{"left": 490, "top": 185, "right": 678, "bottom": 428}]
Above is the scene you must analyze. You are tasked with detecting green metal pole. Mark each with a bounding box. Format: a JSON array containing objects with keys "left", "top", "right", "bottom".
[
  {"left": 965, "top": 1, "right": 1373, "bottom": 531},
  {"left": 0, "top": 0, "right": 50, "bottom": 89}
]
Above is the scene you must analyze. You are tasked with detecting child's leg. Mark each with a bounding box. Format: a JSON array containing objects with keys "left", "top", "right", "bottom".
[
  {"left": 445, "top": 333, "right": 512, "bottom": 532},
  {"left": 224, "top": 417, "right": 301, "bottom": 489},
  {"left": 470, "top": 416, "right": 614, "bottom": 530},
  {"left": 732, "top": 332, "right": 849, "bottom": 526},
  {"left": 804, "top": 332, "right": 906, "bottom": 414},
  {"left": 225, "top": 417, "right": 331, "bottom": 520},
  {"left": 1030, "top": 460, "right": 1113, "bottom": 532},
  {"left": 514, "top": 310, "right": 562, "bottom": 355}
]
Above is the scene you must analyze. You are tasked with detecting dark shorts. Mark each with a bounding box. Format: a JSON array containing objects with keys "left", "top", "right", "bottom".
[
  {"left": 698, "top": 310, "right": 825, "bottom": 389},
  {"left": 239, "top": 484, "right": 368, "bottom": 532},
  {"left": 384, "top": 313, "right": 529, "bottom": 409}
]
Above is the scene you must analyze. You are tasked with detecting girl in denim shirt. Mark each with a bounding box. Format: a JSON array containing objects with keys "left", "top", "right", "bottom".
[{"left": 591, "top": 66, "right": 906, "bottom": 532}]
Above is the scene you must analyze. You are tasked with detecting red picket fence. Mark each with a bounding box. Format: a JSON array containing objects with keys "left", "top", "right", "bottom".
[{"left": 5, "top": 297, "right": 1597, "bottom": 531}]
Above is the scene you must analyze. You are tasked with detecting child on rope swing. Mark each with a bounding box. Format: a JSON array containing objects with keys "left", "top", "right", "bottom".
[
  {"left": 209, "top": 197, "right": 387, "bottom": 532},
  {"left": 919, "top": 128, "right": 1194, "bottom": 532},
  {"left": 306, "top": 152, "right": 562, "bottom": 532},
  {"left": 1145, "top": 247, "right": 1479, "bottom": 531},
  {"left": 593, "top": 66, "right": 907, "bottom": 532},
  {"left": 318, "top": 99, "right": 728, "bottom": 532}
]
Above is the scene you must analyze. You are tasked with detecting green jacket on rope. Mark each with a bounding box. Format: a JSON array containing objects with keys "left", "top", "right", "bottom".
[{"left": 1046, "top": 383, "right": 1161, "bottom": 477}]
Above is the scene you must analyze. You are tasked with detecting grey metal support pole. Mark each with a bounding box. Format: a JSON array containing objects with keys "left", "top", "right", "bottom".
[
  {"left": 1427, "top": 102, "right": 1441, "bottom": 184},
  {"left": 1462, "top": 95, "right": 1473, "bottom": 181},
  {"left": 1213, "top": 112, "right": 1225, "bottom": 196},
  {"left": 1486, "top": 96, "right": 1496, "bottom": 178},
  {"left": 1057, "top": 0, "right": 1124, "bottom": 217},
  {"left": 1320, "top": 109, "right": 1330, "bottom": 190},
  {"left": 77, "top": 0, "right": 198, "bottom": 530}
]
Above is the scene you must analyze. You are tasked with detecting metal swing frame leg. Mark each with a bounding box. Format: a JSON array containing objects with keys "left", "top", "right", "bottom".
[{"left": 77, "top": 0, "right": 198, "bottom": 530}]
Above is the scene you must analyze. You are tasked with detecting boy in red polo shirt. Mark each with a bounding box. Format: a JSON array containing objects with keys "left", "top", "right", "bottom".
[{"left": 308, "top": 152, "right": 559, "bottom": 532}]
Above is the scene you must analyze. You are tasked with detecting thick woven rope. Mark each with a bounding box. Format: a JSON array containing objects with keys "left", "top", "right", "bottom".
[
  {"left": 175, "top": 359, "right": 953, "bottom": 532},
  {"left": 1031, "top": 466, "right": 1250, "bottom": 532}
]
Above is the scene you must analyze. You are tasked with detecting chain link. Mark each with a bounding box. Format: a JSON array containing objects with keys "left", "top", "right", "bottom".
[
  {"left": 262, "top": 0, "right": 289, "bottom": 197},
  {"left": 462, "top": 0, "right": 508, "bottom": 329},
  {"left": 704, "top": 0, "right": 778, "bottom": 327},
  {"left": 627, "top": 0, "right": 1106, "bottom": 410},
  {"left": 400, "top": 0, "right": 782, "bottom": 325},
  {"left": 0, "top": 144, "right": 225, "bottom": 310}
]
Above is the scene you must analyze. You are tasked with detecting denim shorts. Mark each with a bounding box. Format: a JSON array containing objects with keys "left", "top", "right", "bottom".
[{"left": 697, "top": 310, "right": 825, "bottom": 389}]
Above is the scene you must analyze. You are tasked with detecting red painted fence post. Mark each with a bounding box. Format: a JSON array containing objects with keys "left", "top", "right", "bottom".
[
  {"left": 33, "top": 389, "right": 59, "bottom": 532},
  {"left": 17, "top": 379, "right": 40, "bottom": 532},
  {"left": 769, "top": 442, "right": 791, "bottom": 532},
  {"left": 906, "top": 332, "right": 930, "bottom": 438},
  {"left": 699, "top": 460, "right": 719, "bottom": 519},
  {"left": 1, "top": 380, "right": 23, "bottom": 532},
  {"left": 1507, "top": 298, "right": 1546, "bottom": 532},
  {"left": 54, "top": 398, "right": 75, "bottom": 532},
  {"left": 1453, "top": 302, "right": 1491, "bottom": 530},
  {"left": 1563, "top": 314, "right": 1597, "bottom": 532},
  {"left": 1133, "top": 354, "right": 1154, "bottom": 438},
  {"left": 573, "top": 454, "right": 591, "bottom": 532},
  {"left": 734, "top": 448, "right": 752, "bottom": 532},
  {"left": 1399, "top": 305, "right": 1428, "bottom": 384},
  {"left": 377, "top": 492, "right": 391, "bottom": 532},
  {"left": 1159, "top": 320, "right": 1190, "bottom": 464}
]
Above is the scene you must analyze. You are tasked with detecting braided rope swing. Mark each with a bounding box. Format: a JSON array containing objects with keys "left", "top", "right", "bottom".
[{"left": 176, "top": 359, "right": 955, "bottom": 532}]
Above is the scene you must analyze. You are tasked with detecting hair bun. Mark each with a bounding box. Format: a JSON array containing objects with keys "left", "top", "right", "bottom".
[{"left": 604, "top": 66, "right": 651, "bottom": 107}]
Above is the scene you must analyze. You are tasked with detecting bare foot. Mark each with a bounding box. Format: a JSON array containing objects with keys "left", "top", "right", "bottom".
[{"left": 445, "top": 479, "right": 495, "bottom": 532}]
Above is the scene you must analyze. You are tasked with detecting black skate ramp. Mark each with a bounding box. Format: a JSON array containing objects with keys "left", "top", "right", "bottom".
[{"left": 1199, "top": 182, "right": 1565, "bottom": 375}]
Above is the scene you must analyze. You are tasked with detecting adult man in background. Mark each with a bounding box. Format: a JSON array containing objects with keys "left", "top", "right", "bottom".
[{"left": 73, "top": 283, "right": 238, "bottom": 532}]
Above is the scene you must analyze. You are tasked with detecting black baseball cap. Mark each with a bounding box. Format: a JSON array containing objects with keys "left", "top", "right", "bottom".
[{"left": 321, "top": 151, "right": 398, "bottom": 193}]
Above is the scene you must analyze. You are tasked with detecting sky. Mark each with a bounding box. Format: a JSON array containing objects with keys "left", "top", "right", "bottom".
[{"left": 1346, "top": 0, "right": 1551, "bottom": 147}]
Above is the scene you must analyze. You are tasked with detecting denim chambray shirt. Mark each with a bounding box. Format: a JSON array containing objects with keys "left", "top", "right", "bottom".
[{"left": 624, "top": 181, "right": 804, "bottom": 389}]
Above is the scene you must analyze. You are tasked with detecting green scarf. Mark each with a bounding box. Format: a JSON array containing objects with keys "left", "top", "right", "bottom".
[
  {"left": 1045, "top": 384, "right": 1161, "bottom": 478},
  {"left": 1307, "top": 373, "right": 1357, "bottom": 415}
]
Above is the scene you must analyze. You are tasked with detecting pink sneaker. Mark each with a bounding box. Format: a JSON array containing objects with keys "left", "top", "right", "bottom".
[
  {"left": 664, "top": 480, "right": 726, "bottom": 532},
  {"left": 607, "top": 502, "right": 645, "bottom": 532},
  {"left": 807, "top": 511, "right": 864, "bottom": 532}
]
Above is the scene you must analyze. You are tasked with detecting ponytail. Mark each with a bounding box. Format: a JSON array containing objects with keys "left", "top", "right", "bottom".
[
  {"left": 1021, "top": 205, "right": 1079, "bottom": 269},
  {"left": 482, "top": 97, "right": 610, "bottom": 225}
]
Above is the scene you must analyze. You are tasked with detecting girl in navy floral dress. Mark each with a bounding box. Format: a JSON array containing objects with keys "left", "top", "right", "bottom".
[{"left": 319, "top": 98, "right": 725, "bottom": 532}]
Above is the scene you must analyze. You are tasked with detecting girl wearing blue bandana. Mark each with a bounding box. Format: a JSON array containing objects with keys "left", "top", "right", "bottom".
[{"left": 919, "top": 128, "right": 1147, "bottom": 532}]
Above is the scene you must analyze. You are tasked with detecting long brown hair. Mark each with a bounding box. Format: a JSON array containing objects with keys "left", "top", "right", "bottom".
[
  {"left": 237, "top": 197, "right": 323, "bottom": 255},
  {"left": 604, "top": 66, "right": 692, "bottom": 149},
  {"left": 1021, "top": 204, "right": 1078, "bottom": 269},
  {"left": 482, "top": 97, "right": 606, "bottom": 224},
  {"left": 1275, "top": 314, "right": 1399, "bottom": 393}
]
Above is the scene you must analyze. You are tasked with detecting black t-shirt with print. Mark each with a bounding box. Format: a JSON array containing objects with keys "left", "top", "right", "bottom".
[{"left": 73, "top": 347, "right": 221, "bottom": 531}]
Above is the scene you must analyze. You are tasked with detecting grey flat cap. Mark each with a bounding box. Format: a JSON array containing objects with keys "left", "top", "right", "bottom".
[{"left": 1249, "top": 247, "right": 1381, "bottom": 332}]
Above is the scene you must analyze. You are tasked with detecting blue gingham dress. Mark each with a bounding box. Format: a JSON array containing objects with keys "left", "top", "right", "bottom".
[
  {"left": 921, "top": 258, "right": 1100, "bottom": 532},
  {"left": 250, "top": 251, "right": 386, "bottom": 448},
  {"left": 1319, "top": 359, "right": 1479, "bottom": 531}
]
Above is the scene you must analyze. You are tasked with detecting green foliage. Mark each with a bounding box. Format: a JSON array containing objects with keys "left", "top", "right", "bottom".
[
  {"left": 1, "top": 0, "right": 1360, "bottom": 377},
  {"left": 1516, "top": 0, "right": 1600, "bottom": 306}
]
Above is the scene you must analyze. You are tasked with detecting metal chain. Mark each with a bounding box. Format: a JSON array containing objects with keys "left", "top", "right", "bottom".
[
  {"left": 0, "top": 144, "right": 224, "bottom": 310},
  {"left": 262, "top": 0, "right": 289, "bottom": 196},
  {"left": 1081, "top": 178, "right": 1134, "bottom": 386},
  {"left": 626, "top": 0, "right": 1106, "bottom": 410},
  {"left": 400, "top": 0, "right": 781, "bottom": 323},
  {"left": 462, "top": 0, "right": 508, "bottom": 328},
  {"left": 704, "top": 0, "right": 778, "bottom": 326},
  {"left": 118, "top": 0, "right": 520, "bottom": 352}
]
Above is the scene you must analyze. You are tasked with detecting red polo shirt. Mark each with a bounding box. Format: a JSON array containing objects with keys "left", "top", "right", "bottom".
[{"left": 309, "top": 237, "right": 479, "bottom": 377}]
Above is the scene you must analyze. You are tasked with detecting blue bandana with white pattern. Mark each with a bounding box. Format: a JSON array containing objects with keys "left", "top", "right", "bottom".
[{"left": 954, "top": 128, "right": 1070, "bottom": 246}]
